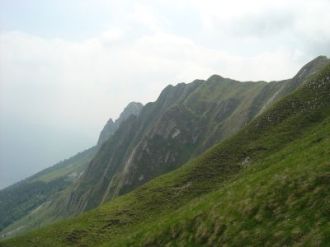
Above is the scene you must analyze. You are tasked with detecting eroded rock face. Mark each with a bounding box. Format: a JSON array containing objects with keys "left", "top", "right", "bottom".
[{"left": 113, "top": 104, "right": 204, "bottom": 197}]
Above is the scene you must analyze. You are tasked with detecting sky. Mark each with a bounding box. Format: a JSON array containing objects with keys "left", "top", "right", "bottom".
[{"left": 0, "top": 0, "right": 330, "bottom": 189}]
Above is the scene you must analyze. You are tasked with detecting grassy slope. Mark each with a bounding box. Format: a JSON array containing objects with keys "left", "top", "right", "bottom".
[
  {"left": 120, "top": 115, "right": 330, "bottom": 246},
  {"left": 107, "top": 65, "right": 330, "bottom": 246},
  {"left": 1, "top": 65, "right": 330, "bottom": 246}
]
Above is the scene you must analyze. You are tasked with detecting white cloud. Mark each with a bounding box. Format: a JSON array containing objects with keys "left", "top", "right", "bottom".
[
  {"left": 1, "top": 0, "right": 330, "bottom": 187},
  {"left": 1, "top": 0, "right": 329, "bottom": 137},
  {"left": 0, "top": 25, "right": 325, "bottom": 135}
]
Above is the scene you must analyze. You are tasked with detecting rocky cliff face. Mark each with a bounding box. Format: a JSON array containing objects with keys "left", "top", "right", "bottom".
[
  {"left": 97, "top": 102, "right": 143, "bottom": 145},
  {"left": 61, "top": 56, "right": 330, "bottom": 215}
]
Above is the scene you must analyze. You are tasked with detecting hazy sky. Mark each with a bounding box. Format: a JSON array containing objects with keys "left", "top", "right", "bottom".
[{"left": 1, "top": 0, "right": 330, "bottom": 189}]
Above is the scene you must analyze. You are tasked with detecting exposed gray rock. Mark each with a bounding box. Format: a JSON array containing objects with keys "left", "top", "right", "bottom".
[{"left": 97, "top": 102, "right": 143, "bottom": 145}]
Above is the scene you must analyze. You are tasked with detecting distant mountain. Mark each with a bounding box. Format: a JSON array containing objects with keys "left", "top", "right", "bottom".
[
  {"left": 0, "top": 147, "right": 97, "bottom": 234},
  {"left": 0, "top": 102, "right": 143, "bottom": 236},
  {"left": 2, "top": 59, "right": 329, "bottom": 246},
  {"left": 97, "top": 102, "right": 143, "bottom": 145}
]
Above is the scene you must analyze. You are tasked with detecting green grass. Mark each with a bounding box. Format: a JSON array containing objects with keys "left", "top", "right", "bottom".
[
  {"left": 116, "top": 115, "right": 330, "bottom": 246},
  {"left": 1, "top": 65, "right": 330, "bottom": 247}
]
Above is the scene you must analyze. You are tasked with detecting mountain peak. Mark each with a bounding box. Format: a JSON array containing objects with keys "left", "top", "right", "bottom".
[
  {"left": 106, "top": 118, "right": 114, "bottom": 124},
  {"left": 207, "top": 74, "right": 224, "bottom": 81},
  {"left": 313, "top": 55, "right": 328, "bottom": 61},
  {"left": 294, "top": 55, "right": 330, "bottom": 80},
  {"left": 117, "top": 102, "right": 143, "bottom": 126},
  {"left": 97, "top": 102, "right": 143, "bottom": 145}
]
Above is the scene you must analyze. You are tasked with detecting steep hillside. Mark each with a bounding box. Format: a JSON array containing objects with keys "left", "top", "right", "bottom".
[
  {"left": 2, "top": 61, "right": 329, "bottom": 246},
  {"left": 62, "top": 56, "right": 330, "bottom": 216}
]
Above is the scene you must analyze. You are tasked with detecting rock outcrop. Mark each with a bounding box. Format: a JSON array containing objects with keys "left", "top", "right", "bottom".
[{"left": 97, "top": 102, "right": 143, "bottom": 145}]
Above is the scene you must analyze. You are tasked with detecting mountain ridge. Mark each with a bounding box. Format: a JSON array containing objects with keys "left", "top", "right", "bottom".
[
  {"left": 70, "top": 56, "right": 329, "bottom": 211},
  {"left": 2, "top": 58, "right": 329, "bottom": 246},
  {"left": 1, "top": 56, "right": 329, "bottom": 239}
]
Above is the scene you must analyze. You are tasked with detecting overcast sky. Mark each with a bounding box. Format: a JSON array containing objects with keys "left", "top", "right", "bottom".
[{"left": 1, "top": 0, "right": 330, "bottom": 189}]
